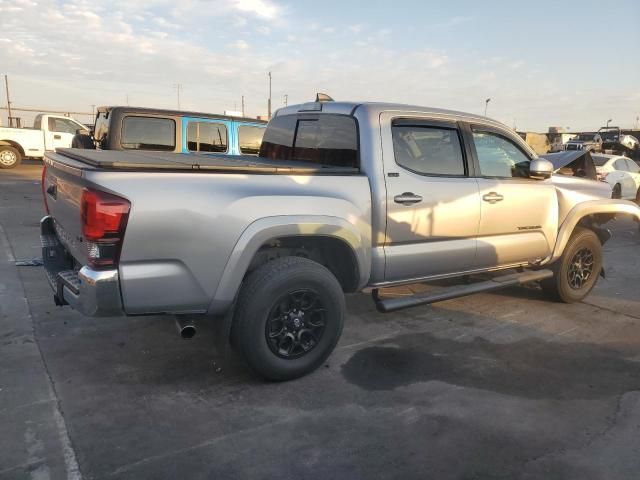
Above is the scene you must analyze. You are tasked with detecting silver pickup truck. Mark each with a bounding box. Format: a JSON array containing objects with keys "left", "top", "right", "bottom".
[{"left": 41, "top": 100, "right": 640, "bottom": 380}]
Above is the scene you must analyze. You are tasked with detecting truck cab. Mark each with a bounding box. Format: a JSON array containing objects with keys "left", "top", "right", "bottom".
[
  {"left": 0, "top": 114, "right": 87, "bottom": 168},
  {"left": 90, "top": 106, "right": 267, "bottom": 155}
]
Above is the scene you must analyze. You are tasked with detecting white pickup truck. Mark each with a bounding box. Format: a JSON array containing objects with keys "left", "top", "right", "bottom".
[{"left": 0, "top": 114, "right": 88, "bottom": 169}]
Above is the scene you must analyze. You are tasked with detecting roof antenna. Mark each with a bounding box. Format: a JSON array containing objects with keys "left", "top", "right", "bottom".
[{"left": 315, "top": 92, "right": 334, "bottom": 103}]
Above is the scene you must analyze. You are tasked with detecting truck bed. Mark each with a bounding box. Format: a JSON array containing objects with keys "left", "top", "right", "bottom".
[{"left": 54, "top": 148, "right": 359, "bottom": 174}]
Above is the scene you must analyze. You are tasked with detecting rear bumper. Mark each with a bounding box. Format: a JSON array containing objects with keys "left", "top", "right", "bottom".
[{"left": 40, "top": 216, "right": 124, "bottom": 317}]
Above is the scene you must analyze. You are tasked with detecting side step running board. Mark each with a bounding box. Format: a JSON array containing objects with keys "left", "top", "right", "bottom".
[{"left": 372, "top": 269, "right": 554, "bottom": 313}]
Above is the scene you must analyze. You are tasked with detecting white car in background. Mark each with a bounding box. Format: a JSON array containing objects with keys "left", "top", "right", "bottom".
[{"left": 592, "top": 154, "right": 640, "bottom": 201}]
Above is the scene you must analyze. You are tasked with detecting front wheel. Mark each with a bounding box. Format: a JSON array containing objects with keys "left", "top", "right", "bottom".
[
  {"left": 541, "top": 227, "right": 602, "bottom": 303},
  {"left": 231, "top": 256, "right": 345, "bottom": 381},
  {"left": 0, "top": 146, "right": 21, "bottom": 169}
]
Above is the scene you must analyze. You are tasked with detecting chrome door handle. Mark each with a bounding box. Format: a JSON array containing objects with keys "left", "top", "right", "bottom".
[
  {"left": 394, "top": 192, "right": 423, "bottom": 205},
  {"left": 482, "top": 192, "right": 504, "bottom": 204}
]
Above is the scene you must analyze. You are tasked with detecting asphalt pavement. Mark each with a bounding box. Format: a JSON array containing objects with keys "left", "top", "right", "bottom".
[{"left": 1, "top": 161, "right": 639, "bottom": 480}]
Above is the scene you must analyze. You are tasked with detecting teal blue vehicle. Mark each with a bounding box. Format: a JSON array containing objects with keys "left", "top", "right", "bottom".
[
  {"left": 180, "top": 116, "right": 266, "bottom": 156},
  {"left": 80, "top": 106, "right": 267, "bottom": 155}
]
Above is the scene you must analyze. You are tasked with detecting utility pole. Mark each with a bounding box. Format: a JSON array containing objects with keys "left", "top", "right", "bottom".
[
  {"left": 4, "top": 75, "right": 12, "bottom": 121},
  {"left": 635, "top": 116, "right": 639, "bottom": 129},
  {"left": 268, "top": 71, "right": 272, "bottom": 119},
  {"left": 173, "top": 83, "right": 182, "bottom": 110},
  {"left": 125, "top": 94, "right": 130, "bottom": 106},
  {"left": 484, "top": 98, "right": 491, "bottom": 116},
  {"left": 284, "top": 94, "right": 288, "bottom": 107},
  {"left": 241, "top": 95, "right": 245, "bottom": 117}
]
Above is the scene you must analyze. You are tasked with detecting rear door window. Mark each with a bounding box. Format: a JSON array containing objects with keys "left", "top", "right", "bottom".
[
  {"left": 260, "top": 114, "right": 358, "bottom": 168},
  {"left": 121, "top": 116, "right": 175, "bottom": 151},
  {"left": 392, "top": 125, "right": 465, "bottom": 176},
  {"left": 187, "top": 122, "right": 227, "bottom": 153},
  {"left": 238, "top": 125, "right": 265, "bottom": 155}
]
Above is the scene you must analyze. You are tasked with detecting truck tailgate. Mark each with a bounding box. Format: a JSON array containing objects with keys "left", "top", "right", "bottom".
[{"left": 42, "top": 153, "right": 93, "bottom": 264}]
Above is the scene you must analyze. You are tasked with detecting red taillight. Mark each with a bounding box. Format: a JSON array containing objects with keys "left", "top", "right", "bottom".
[
  {"left": 41, "top": 164, "right": 49, "bottom": 214},
  {"left": 81, "top": 189, "right": 130, "bottom": 268}
]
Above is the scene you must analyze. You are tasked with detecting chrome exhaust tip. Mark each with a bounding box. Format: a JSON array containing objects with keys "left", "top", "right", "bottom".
[{"left": 175, "top": 317, "right": 196, "bottom": 339}]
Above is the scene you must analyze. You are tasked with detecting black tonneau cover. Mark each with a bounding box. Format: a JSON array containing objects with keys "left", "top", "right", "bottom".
[{"left": 55, "top": 148, "right": 359, "bottom": 174}]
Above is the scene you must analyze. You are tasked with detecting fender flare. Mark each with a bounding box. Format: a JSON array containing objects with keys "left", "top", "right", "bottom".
[
  {"left": 208, "top": 215, "right": 371, "bottom": 315},
  {"left": 548, "top": 199, "right": 640, "bottom": 263}
]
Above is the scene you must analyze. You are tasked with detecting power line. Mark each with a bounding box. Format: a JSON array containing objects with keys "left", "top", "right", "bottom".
[{"left": 0, "top": 106, "right": 92, "bottom": 115}]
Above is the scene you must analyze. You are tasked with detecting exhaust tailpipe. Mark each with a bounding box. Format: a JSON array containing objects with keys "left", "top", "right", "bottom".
[{"left": 175, "top": 316, "right": 196, "bottom": 339}]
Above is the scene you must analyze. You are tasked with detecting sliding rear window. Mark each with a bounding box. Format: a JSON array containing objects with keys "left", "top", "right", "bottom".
[
  {"left": 260, "top": 114, "right": 358, "bottom": 168},
  {"left": 121, "top": 116, "right": 175, "bottom": 151}
]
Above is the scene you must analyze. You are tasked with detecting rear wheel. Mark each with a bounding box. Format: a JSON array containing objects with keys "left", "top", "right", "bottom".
[
  {"left": 0, "top": 146, "right": 21, "bottom": 169},
  {"left": 231, "top": 256, "right": 345, "bottom": 381},
  {"left": 541, "top": 227, "right": 602, "bottom": 303}
]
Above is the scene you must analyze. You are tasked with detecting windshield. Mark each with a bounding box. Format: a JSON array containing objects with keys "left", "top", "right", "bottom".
[
  {"left": 592, "top": 155, "right": 609, "bottom": 166},
  {"left": 598, "top": 129, "right": 619, "bottom": 142},
  {"left": 573, "top": 134, "right": 593, "bottom": 141}
]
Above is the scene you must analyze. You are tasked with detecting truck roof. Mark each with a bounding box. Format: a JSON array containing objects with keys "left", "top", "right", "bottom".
[
  {"left": 96, "top": 106, "right": 267, "bottom": 124},
  {"left": 275, "top": 101, "right": 501, "bottom": 127}
]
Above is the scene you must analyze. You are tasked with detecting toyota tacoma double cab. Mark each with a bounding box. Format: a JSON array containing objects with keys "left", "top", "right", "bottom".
[{"left": 40, "top": 99, "right": 640, "bottom": 380}]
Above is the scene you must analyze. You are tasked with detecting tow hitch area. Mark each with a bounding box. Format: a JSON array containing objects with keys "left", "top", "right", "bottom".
[{"left": 373, "top": 269, "right": 554, "bottom": 313}]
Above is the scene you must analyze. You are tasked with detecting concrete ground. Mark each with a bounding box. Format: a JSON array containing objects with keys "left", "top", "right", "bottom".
[{"left": 1, "top": 161, "right": 639, "bottom": 480}]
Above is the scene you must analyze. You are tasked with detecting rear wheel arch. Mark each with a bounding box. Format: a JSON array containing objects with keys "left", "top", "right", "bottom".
[
  {"left": 208, "top": 216, "right": 369, "bottom": 315},
  {"left": 0, "top": 140, "right": 26, "bottom": 157},
  {"left": 247, "top": 235, "right": 361, "bottom": 292}
]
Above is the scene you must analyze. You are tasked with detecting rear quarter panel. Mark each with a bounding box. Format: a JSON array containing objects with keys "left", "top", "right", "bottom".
[{"left": 85, "top": 171, "right": 372, "bottom": 315}]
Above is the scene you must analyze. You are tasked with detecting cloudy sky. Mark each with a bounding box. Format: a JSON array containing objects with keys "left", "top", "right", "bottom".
[{"left": 1, "top": 0, "right": 639, "bottom": 131}]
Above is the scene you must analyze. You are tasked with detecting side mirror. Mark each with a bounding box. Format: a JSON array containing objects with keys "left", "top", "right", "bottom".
[{"left": 529, "top": 158, "right": 553, "bottom": 180}]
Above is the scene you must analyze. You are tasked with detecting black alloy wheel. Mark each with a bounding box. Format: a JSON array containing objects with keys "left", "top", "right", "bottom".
[{"left": 266, "top": 289, "right": 326, "bottom": 359}]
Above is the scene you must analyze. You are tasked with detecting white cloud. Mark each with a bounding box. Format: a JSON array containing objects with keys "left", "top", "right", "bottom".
[
  {"left": 348, "top": 24, "right": 363, "bottom": 34},
  {"left": 230, "top": 39, "right": 250, "bottom": 50},
  {"left": 231, "top": 0, "right": 280, "bottom": 20}
]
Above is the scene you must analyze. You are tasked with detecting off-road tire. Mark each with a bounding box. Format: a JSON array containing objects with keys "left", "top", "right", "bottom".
[
  {"left": 0, "top": 146, "right": 21, "bottom": 169},
  {"left": 541, "top": 227, "right": 602, "bottom": 303},
  {"left": 231, "top": 256, "right": 345, "bottom": 381}
]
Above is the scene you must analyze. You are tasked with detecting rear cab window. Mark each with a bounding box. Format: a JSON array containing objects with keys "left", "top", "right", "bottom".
[
  {"left": 260, "top": 114, "right": 359, "bottom": 168},
  {"left": 121, "top": 116, "right": 176, "bottom": 151}
]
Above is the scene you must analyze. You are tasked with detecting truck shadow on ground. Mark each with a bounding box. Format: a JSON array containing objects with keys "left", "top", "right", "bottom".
[{"left": 341, "top": 330, "right": 640, "bottom": 400}]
